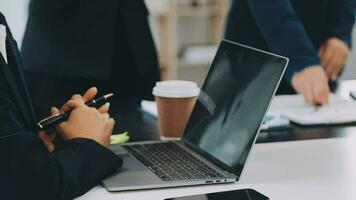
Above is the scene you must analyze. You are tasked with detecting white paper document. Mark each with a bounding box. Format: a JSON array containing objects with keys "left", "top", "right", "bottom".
[
  {"left": 260, "top": 112, "right": 290, "bottom": 130},
  {"left": 269, "top": 94, "right": 356, "bottom": 125},
  {"left": 141, "top": 100, "right": 158, "bottom": 117}
]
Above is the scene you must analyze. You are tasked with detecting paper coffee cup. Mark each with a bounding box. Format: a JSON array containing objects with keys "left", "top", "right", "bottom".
[{"left": 153, "top": 80, "right": 200, "bottom": 139}]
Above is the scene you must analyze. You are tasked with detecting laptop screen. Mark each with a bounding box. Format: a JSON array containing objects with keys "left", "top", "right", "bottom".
[{"left": 182, "top": 40, "right": 288, "bottom": 178}]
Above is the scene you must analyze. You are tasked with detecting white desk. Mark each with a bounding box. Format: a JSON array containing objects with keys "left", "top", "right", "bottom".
[{"left": 77, "top": 134, "right": 356, "bottom": 200}]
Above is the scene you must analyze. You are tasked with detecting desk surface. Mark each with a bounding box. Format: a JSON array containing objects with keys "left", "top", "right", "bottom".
[
  {"left": 78, "top": 137, "right": 356, "bottom": 200},
  {"left": 78, "top": 80, "right": 356, "bottom": 200}
]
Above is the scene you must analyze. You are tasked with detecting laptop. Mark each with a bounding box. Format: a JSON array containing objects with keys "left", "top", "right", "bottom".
[{"left": 103, "top": 40, "right": 288, "bottom": 191}]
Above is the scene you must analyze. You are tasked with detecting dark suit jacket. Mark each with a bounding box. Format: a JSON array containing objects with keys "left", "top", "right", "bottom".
[
  {"left": 225, "top": 0, "right": 356, "bottom": 83},
  {"left": 0, "top": 13, "right": 122, "bottom": 200},
  {"left": 21, "top": 0, "right": 160, "bottom": 101}
]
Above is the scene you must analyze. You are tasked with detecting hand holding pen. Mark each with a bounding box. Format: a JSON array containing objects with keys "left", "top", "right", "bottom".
[
  {"left": 37, "top": 87, "right": 115, "bottom": 151},
  {"left": 37, "top": 93, "right": 113, "bottom": 130}
]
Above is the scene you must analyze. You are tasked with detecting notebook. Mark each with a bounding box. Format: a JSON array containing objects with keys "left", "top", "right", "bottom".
[{"left": 269, "top": 94, "right": 356, "bottom": 125}]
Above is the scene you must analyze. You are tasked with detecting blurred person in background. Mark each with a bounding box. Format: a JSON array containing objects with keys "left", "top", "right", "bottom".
[
  {"left": 21, "top": 0, "right": 161, "bottom": 141},
  {"left": 225, "top": 0, "right": 355, "bottom": 105}
]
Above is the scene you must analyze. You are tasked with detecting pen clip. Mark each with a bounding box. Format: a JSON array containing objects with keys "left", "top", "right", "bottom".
[{"left": 37, "top": 114, "right": 61, "bottom": 129}]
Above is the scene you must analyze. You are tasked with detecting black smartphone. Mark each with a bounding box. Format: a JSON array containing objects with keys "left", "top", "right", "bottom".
[{"left": 165, "top": 189, "right": 269, "bottom": 200}]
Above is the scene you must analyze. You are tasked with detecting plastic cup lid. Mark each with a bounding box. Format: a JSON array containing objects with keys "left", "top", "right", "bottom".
[{"left": 153, "top": 80, "right": 200, "bottom": 98}]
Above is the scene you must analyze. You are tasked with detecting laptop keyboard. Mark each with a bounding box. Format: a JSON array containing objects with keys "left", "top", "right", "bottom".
[{"left": 123, "top": 142, "right": 225, "bottom": 181}]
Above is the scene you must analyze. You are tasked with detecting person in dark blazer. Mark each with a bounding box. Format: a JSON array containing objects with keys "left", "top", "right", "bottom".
[
  {"left": 0, "top": 13, "right": 122, "bottom": 200},
  {"left": 21, "top": 0, "right": 161, "bottom": 141},
  {"left": 225, "top": 0, "right": 355, "bottom": 105}
]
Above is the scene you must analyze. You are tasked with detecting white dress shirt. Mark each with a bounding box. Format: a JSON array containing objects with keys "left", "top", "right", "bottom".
[{"left": 0, "top": 24, "right": 7, "bottom": 63}]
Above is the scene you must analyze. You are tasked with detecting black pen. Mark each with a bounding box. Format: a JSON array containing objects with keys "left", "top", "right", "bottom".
[{"left": 37, "top": 93, "right": 114, "bottom": 131}]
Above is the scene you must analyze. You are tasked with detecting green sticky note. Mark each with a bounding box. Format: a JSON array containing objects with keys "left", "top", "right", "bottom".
[{"left": 110, "top": 132, "right": 130, "bottom": 144}]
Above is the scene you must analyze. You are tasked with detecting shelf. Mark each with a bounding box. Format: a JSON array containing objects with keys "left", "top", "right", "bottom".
[
  {"left": 151, "top": 11, "right": 171, "bottom": 18},
  {"left": 150, "top": 5, "right": 224, "bottom": 18},
  {"left": 178, "top": 58, "right": 211, "bottom": 68},
  {"left": 176, "top": 4, "right": 224, "bottom": 17},
  {"left": 146, "top": 0, "right": 229, "bottom": 80}
]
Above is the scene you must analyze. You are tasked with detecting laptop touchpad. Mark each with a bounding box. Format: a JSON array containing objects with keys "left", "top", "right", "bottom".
[{"left": 119, "top": 154, "right": 148, "bottom": 172}]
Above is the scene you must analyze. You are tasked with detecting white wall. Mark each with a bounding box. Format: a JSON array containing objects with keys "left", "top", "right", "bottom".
[{"left": 0, "top": 0, "right": 29, "bottom": 47}]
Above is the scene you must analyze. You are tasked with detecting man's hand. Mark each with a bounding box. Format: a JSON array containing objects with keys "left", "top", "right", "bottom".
[
  {"left": 37, "top": 107, "right": 59, "bottom": 152},
  {"left": 292, "top": 66, "right": 330, "bottom": 105},
  {"left": 56, "top": 96, "right": 114, "bottom": 146},
  {"left": 60, "top": 87, "right": 98, "bottom": 113},
  {"left": 38, "top": 87, "right": 112, "bottom": 151},
  {"left": 319, "top": 37, "right": 350, "bottom": 80}
]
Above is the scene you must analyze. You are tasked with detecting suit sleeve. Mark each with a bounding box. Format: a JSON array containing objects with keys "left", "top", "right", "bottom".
[
  {"left": 1, "top": 133, "right": 122, "bottom": 200},
  {"left": 327, "top": 0, "right": 356, "bottom": 48},
  {"left": 53, "top": 138, "right": 123, "bottom": 200},
  {"left": 246, "top": 0, "right": 321, "bottom": 81},
  {"left": 0, "top": 80, "right": 122, "bottom": 200}
]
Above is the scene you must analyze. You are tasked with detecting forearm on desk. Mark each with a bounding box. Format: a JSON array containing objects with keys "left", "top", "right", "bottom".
[{"left": 0, "top": 132, "right": 122, "bottom": 200}]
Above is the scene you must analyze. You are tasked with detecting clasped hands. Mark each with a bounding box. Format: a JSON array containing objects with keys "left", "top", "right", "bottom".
[
  {"left": 38, "top": 87, "right": 115, "bottom": 152},
  {"left": 292, "top": 37, "right": 350, "bottom": 105}
]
